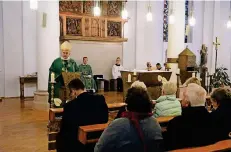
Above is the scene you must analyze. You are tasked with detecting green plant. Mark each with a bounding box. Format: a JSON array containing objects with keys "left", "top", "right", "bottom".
[{"left": 212, "top": 67, "right": 231, "bottom": 88}]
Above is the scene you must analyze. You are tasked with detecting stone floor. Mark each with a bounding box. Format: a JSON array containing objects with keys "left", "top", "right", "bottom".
[{"left": 0, "top": 91, "right": 123, "bottom": 152}]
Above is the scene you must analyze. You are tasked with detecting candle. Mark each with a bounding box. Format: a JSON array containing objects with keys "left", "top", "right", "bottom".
[
  {"left": 192, "top": 72, "right": 195, "bottom": 78},
  {"left": 51, "top": 72, "right": 55, "bottom": 83},
  {"left": 133, "top": 69, "right": 137, "bottom": 75},
  {"left": 128, "top": 74, "right": 131, "bottom": 82},
  {"left": 176, "top": 68, "right": 180, "bottom": 74},
  {"left": 197, "top": 73, "right": 200, "bottom": 79}
]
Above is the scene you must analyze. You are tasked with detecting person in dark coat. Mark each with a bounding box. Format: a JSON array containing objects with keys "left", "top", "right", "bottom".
[
  {"left": 210, "top": 88, "right": 231, "bottom": 142},
  {"left": 95, "top": 81, "right": 163, "bottom": 152},
  {"left": 56, "top": 78, "right": 109, "bottom": 152},
  {"left": 165, "top": 83, "right": 214, "bottom": 150}
]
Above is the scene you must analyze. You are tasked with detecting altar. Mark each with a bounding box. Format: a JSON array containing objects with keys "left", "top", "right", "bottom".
[{"left": 121, "top": 70, "right": 172, "bottom": 100}]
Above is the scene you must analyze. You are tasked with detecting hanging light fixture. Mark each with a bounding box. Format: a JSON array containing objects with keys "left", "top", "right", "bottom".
[
  {"left": 30, "top": 0, "right": 38, "bottom": 10},
  {"left": 189, "top": 1, "right": 196, "bottom": 26},
  {"left": 146, "top": 1, "right": 152, "bottom": 22},
  {"left": 94, "top": 0, "right": 101, "bottom": 17},
  {"left": 121, "top": 2, "right": 128, "bottom": 19},
  {"left": 168, "top": 1, "right": 175, "bottom": 24},
  {"left": 227, "top": 1, "right": 231, "bottom": 29}
]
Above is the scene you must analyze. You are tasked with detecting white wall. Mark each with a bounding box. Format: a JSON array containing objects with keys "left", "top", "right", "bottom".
[
  {"left": 70, "top": 41, "right": 123, "bottom": 80},
  {"left": 0, "top": 1, "right": 4, "bottom": 97},
  {"left": 1, "top": 1, "right": 37, "bottom": 97},
  {"left": 124, "top": 1, "right": 231, "bottom": 79},
  {"left": 1, "top": 1, "right": 231, "bottom": 97}
]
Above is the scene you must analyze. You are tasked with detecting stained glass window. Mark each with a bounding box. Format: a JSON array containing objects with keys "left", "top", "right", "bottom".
[
  {"left": 163, "top": 0, "right": 169, "bottom": 42},
  {"left": 163, "top": 0, "right": 189, "bottom": 43}
]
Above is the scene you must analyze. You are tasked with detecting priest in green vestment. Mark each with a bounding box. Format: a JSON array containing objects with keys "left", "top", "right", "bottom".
[
  {"left": 48, "top": 41, "right": 79, "bottom": 104},
  {"left": 79, "top": 57, "right": 97, "bottom": 91}
]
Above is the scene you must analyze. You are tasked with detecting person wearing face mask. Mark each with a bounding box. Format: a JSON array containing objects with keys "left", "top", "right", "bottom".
[
  {"left": 48, "top": 41, "right": 79, "bottom": 104},
  {"left": 56, "top": 78, "right": 108, "bottom": 152}
]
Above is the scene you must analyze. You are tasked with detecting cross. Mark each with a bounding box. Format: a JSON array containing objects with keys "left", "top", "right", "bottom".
[{"left": 213, "top": 37, "right": 220, "bottom": 72}]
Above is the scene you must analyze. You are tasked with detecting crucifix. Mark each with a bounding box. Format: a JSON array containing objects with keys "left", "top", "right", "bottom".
[{"left": 213, "top": 37, "right": 220, "bottom": 72}]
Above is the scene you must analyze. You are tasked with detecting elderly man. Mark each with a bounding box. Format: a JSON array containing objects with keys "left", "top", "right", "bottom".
[
  {"left": 48, "top": 41, "right": 79, "bottom": 104},
  {"left": 146, "top": 62, "right": 155, "bottom": 71},
  {"left": 165, "top": 83, "right": 214, "bottom": 150}
]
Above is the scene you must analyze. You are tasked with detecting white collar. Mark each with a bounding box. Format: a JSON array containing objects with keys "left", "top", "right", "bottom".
[{"left": 61, "top": 57, "right": 70, "bottom": 60}]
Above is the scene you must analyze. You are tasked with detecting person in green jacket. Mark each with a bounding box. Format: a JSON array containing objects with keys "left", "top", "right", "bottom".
[
  {"left": 79, "top": 57, "right": 97, "bottom": 91},
  {"left": 48, "top": 41, "right": 79, "bottom": 104},
  {"left": 154, "top": 81, "right": 182, "bottom": 117}
]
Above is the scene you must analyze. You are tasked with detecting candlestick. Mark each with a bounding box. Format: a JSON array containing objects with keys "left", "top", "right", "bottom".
[
  {"left": 128, "top": 74, "right": 131, "bottom": 82},
  {"left": 51, "top": 72, "right": 55, "bottom": 83},
  {"left": 49, "top": 81, "right": 56, "bottom": 108},
  {"left": 192, "top": 72, "right": 195, "bottom": 78},
  {"left": 133, "top": 69, "right": 137, "bottom": 75}
]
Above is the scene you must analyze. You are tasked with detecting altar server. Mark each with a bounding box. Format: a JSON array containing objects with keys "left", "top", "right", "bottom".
[{"left": 112, "top": 57, "right": 124, "bottom": 92}]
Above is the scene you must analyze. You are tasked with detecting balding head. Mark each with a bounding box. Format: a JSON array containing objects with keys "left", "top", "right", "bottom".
[{"left": 184, "top": 83, "right": 206, "bottom": 107}]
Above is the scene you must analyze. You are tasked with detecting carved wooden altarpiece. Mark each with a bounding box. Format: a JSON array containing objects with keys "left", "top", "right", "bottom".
[{"left": 59, "top": 1, "right": 128, "bottom": 42}]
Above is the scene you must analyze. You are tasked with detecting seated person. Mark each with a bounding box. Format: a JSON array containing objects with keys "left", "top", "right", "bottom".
[
  {"left": 154, "top": 82, "right": 181, "bottom": 117},
  {"left": 184, "top": 77, "right": 201, "bottom": 86},
  {"left": 210, "top": 88, "right": 231, "bottom": 142},
  {"left": 56, "top": 78, "right": 108, "bottom": 152},
  {"left": 156, "top": 63, "right": 163, "bottom": 70},
  {"left": 79, "top": 57, "right": 97, "bottom": 91},
  {"left": 165, "top": 83, "right": 214, "bottom": 150},
  {"left": 112, "top": 57, "right": 124, "bottom": 92},
  {"left": 164, "top": 63, "right": 170, "bottom": 71},
  {"left": 146, "top": 62, "right": 155, "bottom": 71},
  {"left": 115, "top": 81, "right": 147, "bottom": 119},
  {"left": 180, "top": 77, "right": 202, "bottom": 102},
  {"left": 94, "top": 81, "right": 163, "bottom": 152}
]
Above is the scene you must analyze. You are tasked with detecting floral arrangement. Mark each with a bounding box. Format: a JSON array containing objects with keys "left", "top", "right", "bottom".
[{"left": 212, "top": 67, "right": 231, "bottom": 88}]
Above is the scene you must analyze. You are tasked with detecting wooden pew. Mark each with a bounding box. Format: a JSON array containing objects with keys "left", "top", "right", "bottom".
[
  {"left": 171, "top": 139, "right": 231, "bottom": 152},
  {"left": 48, "top": 102, "right": 127, "bottom": 150},
  {"left": 49, "top": 103, "right": 127, "bottom": 121},
  {"left": 78, "top": 116, "right": 174, "bottom": 145}
]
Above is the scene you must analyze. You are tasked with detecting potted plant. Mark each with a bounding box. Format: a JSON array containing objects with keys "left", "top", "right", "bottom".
[{"left": 212, "top": 67, "right": 231, "bottom": 88}]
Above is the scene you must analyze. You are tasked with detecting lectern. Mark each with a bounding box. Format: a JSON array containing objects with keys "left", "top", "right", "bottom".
[{"left": 58, "top": 72, "right": 81, "bottom": 102}]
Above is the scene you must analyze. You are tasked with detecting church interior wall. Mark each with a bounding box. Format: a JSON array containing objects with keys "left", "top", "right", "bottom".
[
  {"left": 70, "top": 41, "right": 123, "bottom": 80},
  {"left": 1, "top": 1, "right": 231, "bottom": 97},
  {"left": 0, "top": 1, "right": 4, "bottom": 97},
  {"left": 0, "top": 1, "right": 37, "bottom": 97}
]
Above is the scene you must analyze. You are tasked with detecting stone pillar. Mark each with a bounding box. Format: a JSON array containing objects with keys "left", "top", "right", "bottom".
[
  {"left": 167, "top": 0, "right": 185, "bottom": 83},
  {"left": 33, "top": 0, "right": 59, "bottom": 110}
]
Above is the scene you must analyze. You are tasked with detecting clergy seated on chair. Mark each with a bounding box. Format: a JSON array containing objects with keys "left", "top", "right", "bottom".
[
  {"left": 146, "top": 62, "right": 155, "bottom": 71},
  {"left": 112, "top": 57, "right": 124, "bottom": 92},
  {"left": 154, "top": 82, "right": 181, "bottom": 117},
  {"left": 79, "top": 57, "right": 97, "bottom": 92},
  {"left": 94, "top": 81, "right": 164, "bottom": 152},
  {"left": 165, "top": 83, "right": 214, "bottom": 151},
  {"left": 48, "top": 41, "right": 79, "bottom": 104},
  {"left": 56, "top": 78, "right": 108, "bottom": 152},
  {"left": 156, "top": 63, "right": 164, "bottom": 71}
]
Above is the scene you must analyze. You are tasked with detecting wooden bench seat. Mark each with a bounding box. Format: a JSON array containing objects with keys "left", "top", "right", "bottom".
[
  {"left": 78, "top": 116, "right": 174, "bottom": 145},
  {"left": 171, "top": 139, "right": 231, "bottom": 152}
]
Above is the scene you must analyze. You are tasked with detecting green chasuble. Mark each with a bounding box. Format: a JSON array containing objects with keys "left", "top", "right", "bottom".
[
  {"left": 48, "top": 57, "right": 79, "bottom": 103},
  {"left": 79, "top": 64, "right": 97, "bottom": 90}
]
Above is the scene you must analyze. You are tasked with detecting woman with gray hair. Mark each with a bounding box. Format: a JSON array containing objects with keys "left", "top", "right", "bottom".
[{"left": 165, "top": 83, "right": 214, "bottom": 150}]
